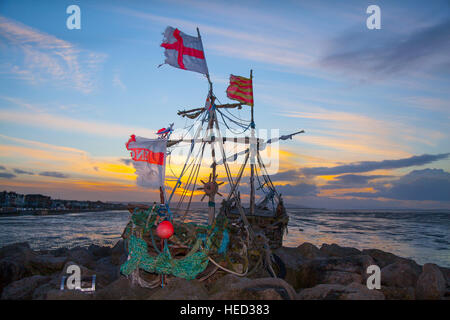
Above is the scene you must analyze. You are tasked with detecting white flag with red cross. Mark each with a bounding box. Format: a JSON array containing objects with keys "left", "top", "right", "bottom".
[
  {"left": 126, "top": 135, "right": 167, "bottom": 188},
  {"left": 160, "top": 26, "right": 209, "bottom": 75}
]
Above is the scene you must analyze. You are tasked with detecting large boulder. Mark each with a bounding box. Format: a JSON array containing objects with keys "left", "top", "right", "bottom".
[
  {"left": 381, "top": 261, "right": 420, "bottom": 288},
  {"left": 45, "top": 289, "right": 92, "bottom": 300},
  {"left": 0, "top": 242, "right": 36, "bottom": 295},
  {"left": 320, "top": 243, "right": 361, "bottom": 257},
  {"left": 0, "top": 258, "right": 29, "bottom": 296},
  {"left": 88, "top": 244, "right": 112, "bottom": 259},
  {"left": 94, "top": 256, "right": 120, "bottom": 283},
  {"left": 296, "top": 243, "right": 325, "bottom": 260},
  {"left": 49, "top": 247, "right": 69, "bottom": 257},
  {"left": 0, "top": 242, "right": 34, "bottom": 260},
  {"left": 297, "top": 282, "right": 385, "bottom": 300},
  {"left": 1, "top": 275, "right": 50, "bottom": 300},
  {"left": 293, "top": 254, "right": 374, "bottom": 289},
  {"left": 67, "top": 248, "right": 95, "bottom": 269},
  {"left": 28, "top": 254, "right": 68, "bottom": 275},
  {"left": 381, "top": 286, "right": 415, "bottom": 300},
  {"left": 111, "top": 240, "right": 127, "bottom": 266},
  {"left": 415, "top": 263, "right": 446, "bottom": 300},
  {"left": 208, "top": 274, "right": 294, "bottom": 300},
  {"left": 362, "top": 248, "right": 421, "bottom": 271},
  {"left": 32, "top": 276, "right": 61, "bottom": 300},
  {"left": 149, "top": 278, "right": 209, "bottom": 300},
  {"left": 94, "top": 277, "right": 154, "bottom": 300},
  {"left": 273, "top": 247, "right": 307, "bottom": 288},
  {"left": 320, "top": 271, "right": 362, "bottom": 286},
  {"left": 60, "top": 261, "right": 110, "bottom": 290}
]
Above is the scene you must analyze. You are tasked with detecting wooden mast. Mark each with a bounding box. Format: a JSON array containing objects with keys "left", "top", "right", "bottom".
[
  {"left": 249, "top": 69, "right": 255, "bottom": 216},
  {"left": 198, "top": 26, "right": 216, "bottom": 225},
  {"left": 208, "top": 97, "right": 217, "bottom": 225}
]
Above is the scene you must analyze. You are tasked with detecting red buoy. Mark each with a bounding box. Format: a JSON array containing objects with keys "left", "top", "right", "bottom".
[{"left": 156, "top": 220, "right": 174, "bottom": 239}]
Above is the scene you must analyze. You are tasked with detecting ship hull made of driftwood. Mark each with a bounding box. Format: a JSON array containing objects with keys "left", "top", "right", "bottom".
[{"left": 222, "top": 206, "right": 289, "bottom": 250}]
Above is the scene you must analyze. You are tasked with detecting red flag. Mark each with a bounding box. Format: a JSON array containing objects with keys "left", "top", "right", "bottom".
[{"left": 226, "top": 75, "right": 253, "bottom": 106}]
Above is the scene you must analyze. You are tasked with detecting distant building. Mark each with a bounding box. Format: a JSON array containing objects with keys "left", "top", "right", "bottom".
[
  {"left": 51, "top": 200, "right": 66, "bottom": 210},
  {"left": 25, "top": 194, "right": 51, "bottom": 209},
  {"left": 0, "top": 191, "right": 25, "bottom": 207}
]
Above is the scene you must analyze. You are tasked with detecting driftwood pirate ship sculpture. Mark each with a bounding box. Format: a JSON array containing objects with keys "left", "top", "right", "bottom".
[{"left": 120, "top": 26, "right": 304, "bottom": 287}]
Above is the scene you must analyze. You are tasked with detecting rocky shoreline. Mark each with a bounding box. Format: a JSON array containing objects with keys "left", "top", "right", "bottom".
[{"left": 0, "top": 241, "right": 448, "bottom": 300}]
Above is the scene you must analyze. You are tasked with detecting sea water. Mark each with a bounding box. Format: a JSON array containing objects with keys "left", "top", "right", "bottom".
[{"left": 0, "top": 208, "right": 448, "bottom": 267}]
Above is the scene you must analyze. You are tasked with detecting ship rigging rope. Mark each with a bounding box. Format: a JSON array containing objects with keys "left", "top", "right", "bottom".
[
  {"left": 214, "top": 95, "right": 251, "bottom": 124},
  {"left": 177, "top": 141, "right": 206, "bottom": 215},
  {"left": 181, "top": 146, "right": 205, "bottom": 221},
  {"left": 167, "top": 111, "right": 208, "bottom": 205}
]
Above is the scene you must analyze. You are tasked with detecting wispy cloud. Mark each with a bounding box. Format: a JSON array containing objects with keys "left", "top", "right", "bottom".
[
  {"left": 13, "top": 168, "right": 34, "bottom": 175},
  {"left": 0, "top": 109, "right": 155, "bottom": 138},
  {"left": 344, "top": 169, "right": 450, "bottom": 202},
  {"left": 321, "top": 174, "right": 392, "bottom": 189},
  {"left": 112, "top": 72, "right": 126, "bottom": 91},
  {"left": 39, "top": 171, "right": 69, "bottom": 179},
  {"left": 0, "top": 15, "right": 106, "bottom": 93},
  {"left": 302, "top": 153, "right": 450, "bottom": 176},
  {"left": 321, "top": 19, "right": 450, "bottom": 79},
  {"left": 0, "top": 172, "right": 16, "bottom": 179}
]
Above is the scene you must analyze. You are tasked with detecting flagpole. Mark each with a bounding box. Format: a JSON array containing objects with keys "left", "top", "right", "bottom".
[
  {"left": 197, "top": 26, "right": 216, "bottom": 225},
  {"left": 196, "top": 27, "right": 213, "bottom": 97},
  {"left": 249, "top": 69, "right": 255, "bottom": 216}
]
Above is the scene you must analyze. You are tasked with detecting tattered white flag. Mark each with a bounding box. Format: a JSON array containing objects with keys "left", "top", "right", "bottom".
[{"left": 126, "top": 135, "right": 167, "bottom": 188}]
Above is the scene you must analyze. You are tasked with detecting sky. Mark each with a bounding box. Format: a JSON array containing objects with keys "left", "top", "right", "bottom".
[{"left": 0, "top": 0, "right": 449, "bottom": 209}]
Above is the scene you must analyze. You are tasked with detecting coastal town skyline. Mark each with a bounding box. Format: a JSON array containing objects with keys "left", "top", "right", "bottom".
[{"left": 0, "top": 0, "right": 449, "bottom": 209}]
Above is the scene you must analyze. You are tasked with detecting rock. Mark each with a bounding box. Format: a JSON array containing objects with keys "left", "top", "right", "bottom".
[
  {"left": 111, "top": 240, "right": 127, "bottom": 266},
  {"left": 321, "top": 271, "right": 362, "bottom": 285},
  {"left": 0, "top": 242, "right": 33, "bottom": 260},
  {"left": 209, "top": 286, "right": 284, "bottom": 300},
  {"left": 415, "top": 263, "right": 446, "bottom": 300},
  {"left": 381, "top": 261, "right": 420, "bottom": 288},
  {"left": 438, "top": 266, "right": 450, "bottom": 288},
  {"left": 362, "top": 248, "right": 421, "bottom": 272},
  {"left": 1, "top": 275, "right": 50, "bottom": 300},
  {"left": 297, "top": 282, "right": 385, "bottom": 300},
  {"left": 60, "top": 261, "right": 110, "bottom": 289},
  {"left": 361, "top": 249, "right": 399, "bottom": 268},
  {"left": 273, "top": 247, "right": 307, "bottom": 288},
  {"left": 94, "top": 277, "right": 154, "bottom": 300},
  {"left": 32, "top": 277, "right": 61, "bottom": 300},
  {"left": 67, "top": 248, "right": 95, "bottom": 269},
  {"left": 381, "top": 286, "right": 415, "bottom": 300},
  {"left": 208, "top": 274, "right": 247, "bottom": 296},
  {"left": 296, "top": 242, "right": 325, "bottom": 259},
  {"left": 274, "top": 247, "right": 306, "bottom": 270},
  {"left": 0, "top": 258, "right": 29, "bottom": 296},
  {"left": 297, "top": 283, "right": 345, "bottom": 300},
  {"left": 293, "top": 254, "right": 374, "bottom": 289},
  {"left": 150, "top": 278, "right": 209, "bottom": 300},
  {"left": 88, "top": 244, "right": 112, "bottom": 259},
  {"left": 28, "top": 255, "right": 68, "bottom": 275},
  {"left": 0, "top": 243, "right": 37, "bottom": 295},
  {"left": 208, "top": 274, "right": 293, "bottom": 300},
  {"left": 320, "top": 243, "right": 361, "bottom": 257},
  {"left": 257, "top": 288, "right": 283, "bottom": 300},
  {"left": 50, "top": 247, "right": 69, "bottom": 257},
  {"left": 342, "top": 282, "right": 385, "bottom": 300},
  {"left": 94, "top": 256, "right": 120, "bottom": 283},
  {"left": 45, "top": 289, "right": 91, "bottom": 300}
]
